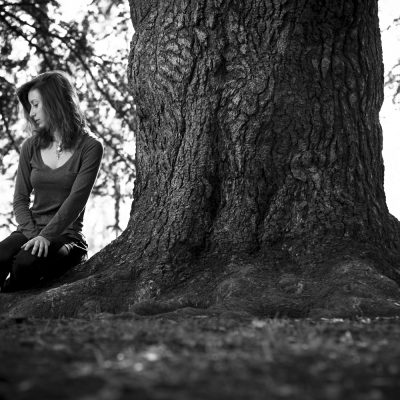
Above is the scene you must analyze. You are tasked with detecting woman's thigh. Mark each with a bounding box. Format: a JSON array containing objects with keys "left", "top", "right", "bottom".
[
  {"left": 0, "top": 231, "right": 28, "bottom": 285},
  {"left": 0, "top": 231, "right": 28, "bottom": 263}
]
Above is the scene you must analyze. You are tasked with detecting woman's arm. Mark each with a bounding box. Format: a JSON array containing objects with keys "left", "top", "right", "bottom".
[
  {"left": 13, "top": 139, "right": 41, "bottom": 239},
  {"left": 39, "top": 137, "right": 103, "bottom": 241}
]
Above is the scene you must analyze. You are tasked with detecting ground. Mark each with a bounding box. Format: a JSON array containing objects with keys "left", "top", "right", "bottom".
[{"left": 0, "top": 310, "right": 400, "bottom": 400}]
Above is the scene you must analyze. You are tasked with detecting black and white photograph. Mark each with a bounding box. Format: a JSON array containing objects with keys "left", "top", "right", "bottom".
[{"left": 1, "top": 0, "right": 400, "bottom": 398}]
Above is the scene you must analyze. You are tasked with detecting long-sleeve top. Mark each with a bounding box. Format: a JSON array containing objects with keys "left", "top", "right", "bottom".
[{"left": 13, "top": 133, "right": 103, "bottom": 242}]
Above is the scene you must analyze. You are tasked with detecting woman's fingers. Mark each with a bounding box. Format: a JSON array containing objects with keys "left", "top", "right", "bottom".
[
  {"left": 42, "top": 241, "right": 48, "bottom": 258},
  {"left": 33, "top": 240, "right": 48, "bottom": 257},
  {"left": 35, "top": 240, "right": 42, "bottom": 257},
  {"left": 21, "top": 237, "right": 49, "bottom": 257},
  {"left": 29, "top": 240, "right": 40, "bottom": 256}
]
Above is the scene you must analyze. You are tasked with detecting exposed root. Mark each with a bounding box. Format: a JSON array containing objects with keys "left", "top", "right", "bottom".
[{"left": 1, "top": 242, "right": 400, "bottom": 319}]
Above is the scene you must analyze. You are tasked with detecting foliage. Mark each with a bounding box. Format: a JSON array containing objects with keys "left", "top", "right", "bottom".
[
  {"left": 0, "top": 0, "right": 135, "bottom": 236},
  {"left": 385, "top": 19, "right": 400, "bottom": 105}
]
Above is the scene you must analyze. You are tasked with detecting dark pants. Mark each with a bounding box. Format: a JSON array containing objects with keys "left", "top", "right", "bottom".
[{"left": 0, "top": 231, "right": 87, "bottom": 292}]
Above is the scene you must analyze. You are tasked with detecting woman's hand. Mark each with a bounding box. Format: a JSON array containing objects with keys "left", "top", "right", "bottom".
[{"left": 21, "top": 235, "right": 50, "bottom": 257}]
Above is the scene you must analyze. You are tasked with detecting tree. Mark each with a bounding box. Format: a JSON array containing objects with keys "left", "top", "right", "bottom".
[{"left": 2, "top": 0, "right": 400, "bottom": 319}]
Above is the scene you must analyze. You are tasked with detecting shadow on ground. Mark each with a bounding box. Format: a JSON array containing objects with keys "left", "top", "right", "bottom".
[{"left": 0, "top": 309, "right": 399, "bottom": 400}]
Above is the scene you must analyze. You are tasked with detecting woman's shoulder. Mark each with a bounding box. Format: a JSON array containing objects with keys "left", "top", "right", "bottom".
[
  {"left": 20, "top": 135, "right": 38, "bottom": 155},
  {"left": 21, "top": 135, "right": 35, "bottom": 147},
  {"left": 77, "top": 131, "right": 104, "bottom": 159},
  {"left": 80, "top": 131, "right": 103, "bottom": 146},
  {"left": 76, "top": 131, "right": 103, "bottom": 151}
]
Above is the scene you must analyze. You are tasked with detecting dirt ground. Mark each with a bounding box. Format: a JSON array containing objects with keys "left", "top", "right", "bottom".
[{"left": 0, "top": 309, "right": 399, "bottom": 400}]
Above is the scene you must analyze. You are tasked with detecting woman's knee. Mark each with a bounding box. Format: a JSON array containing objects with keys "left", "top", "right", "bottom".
[
  {"left": 0, "top": 252, "right": 12, "bottom": 265},
  {"left": 0, "top": 244, "right": 16, "bottom": 264},
  {"left": 11, "top": 250, "right": 38, "bottom": 280}
]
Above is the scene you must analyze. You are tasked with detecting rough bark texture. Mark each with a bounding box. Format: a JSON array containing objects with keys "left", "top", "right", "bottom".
[{"left": 2, "top": 0, "right": 400, "bottom": 318}]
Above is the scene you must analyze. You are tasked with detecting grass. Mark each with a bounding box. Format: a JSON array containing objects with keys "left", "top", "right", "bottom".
[{"left": 0, "top": 310, "right": 400, "bottom": 399}]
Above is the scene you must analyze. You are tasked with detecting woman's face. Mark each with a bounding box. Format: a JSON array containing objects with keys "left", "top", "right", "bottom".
[{"left": 28, "top": 89, "right": 47, "bottom": 129}]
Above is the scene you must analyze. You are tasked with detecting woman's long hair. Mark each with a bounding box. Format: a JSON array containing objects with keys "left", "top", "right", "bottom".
[{"left": 16, "top": 71, "right": 87, "bottom": 150}]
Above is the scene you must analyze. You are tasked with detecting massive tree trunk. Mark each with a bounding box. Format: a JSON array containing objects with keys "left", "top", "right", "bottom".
[{"left": 2, "top": 0, "right": 400, "bottom": 318}]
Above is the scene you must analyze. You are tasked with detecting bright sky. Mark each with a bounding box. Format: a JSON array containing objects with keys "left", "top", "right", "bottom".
[
  {"left": 379, "top": 0, "right": 400, "bottom": 219},
  {"left": 59, "top": 0, "right": 91, "bottom": 21}
]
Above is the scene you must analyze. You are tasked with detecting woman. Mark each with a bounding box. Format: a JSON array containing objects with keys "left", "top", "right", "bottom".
[{"left": 0, "top": 71, "right": 103, "bottom": 292}]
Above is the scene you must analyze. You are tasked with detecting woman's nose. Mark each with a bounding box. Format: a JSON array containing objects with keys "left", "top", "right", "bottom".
[{"left": 30, "top": 108, "right": 35, "bottom": 117}]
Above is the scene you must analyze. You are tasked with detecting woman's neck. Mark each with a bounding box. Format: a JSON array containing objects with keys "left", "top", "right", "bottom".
[{"left": 53, "top": 131, "right": 62, "bottom": 143}]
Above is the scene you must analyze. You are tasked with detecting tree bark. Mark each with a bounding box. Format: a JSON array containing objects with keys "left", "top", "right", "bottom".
[{"left": 2, "top": 0, "right": 400, "bottom": 318}]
